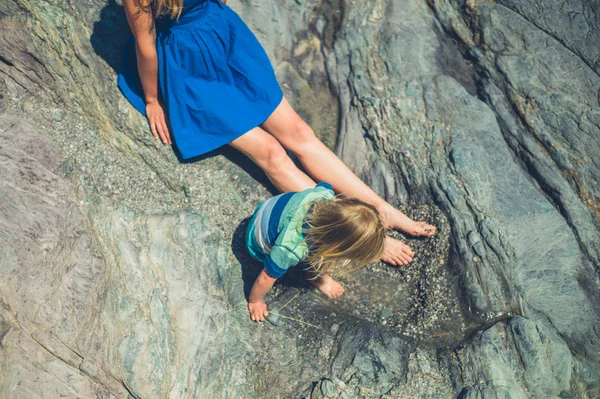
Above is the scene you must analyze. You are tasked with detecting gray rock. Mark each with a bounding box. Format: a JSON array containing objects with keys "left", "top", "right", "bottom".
[
  {"left": 509, "top": 316, "right": 572, "bottom": 397},
  {"left": 0, "top": 0, "right": 598, "bottom": 398}
]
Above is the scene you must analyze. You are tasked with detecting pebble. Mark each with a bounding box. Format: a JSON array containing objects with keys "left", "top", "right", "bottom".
[
  {"left": 265, "top": 313, "right": 281, "bottom": 326},
  {"left": 320, "top": 379, "right": 335, "bottom": 396},
  {"left": 379, "top": 308, "right": 392, "bottom": 319}
]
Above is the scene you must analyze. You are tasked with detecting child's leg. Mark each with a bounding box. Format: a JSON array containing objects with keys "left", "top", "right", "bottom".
[
  {"left": 259, "top": 98, "right": 436, "bottom": 235},
  {"left": 305, "top": 269, "right": 345, "bottom": 300}
]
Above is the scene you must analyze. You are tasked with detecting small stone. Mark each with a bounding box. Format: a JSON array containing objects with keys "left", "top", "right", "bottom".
[
  {"left": 53, "top": 112, "right": 63, "bottom": 121},
  {"left": 379, "top": 308, "right": 393, "bottom": 319},
  {"left": 265, "top": 313, "right": 281, "bottom": 326},
  {"left": 320, "top": 379, "right": 335, "bottom": 397}
]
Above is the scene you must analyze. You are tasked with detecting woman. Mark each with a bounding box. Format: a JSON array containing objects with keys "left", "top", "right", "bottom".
[{"left": 117, "top": 0, "right": 436, "bottom": 266}]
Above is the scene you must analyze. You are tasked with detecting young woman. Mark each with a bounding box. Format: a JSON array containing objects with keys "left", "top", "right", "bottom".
[{"left": 118, "top": 0, "right": 436, "bottom": 266}]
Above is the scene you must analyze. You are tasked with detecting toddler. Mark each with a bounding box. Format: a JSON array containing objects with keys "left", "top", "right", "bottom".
[{"left": 246, "top": 182, "right": 386, "bottom": 322}]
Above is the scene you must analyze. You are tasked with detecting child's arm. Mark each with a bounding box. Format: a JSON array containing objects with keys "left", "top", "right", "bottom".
[{"left": 248, "top": 268, "right": 277, "bottom": 322}]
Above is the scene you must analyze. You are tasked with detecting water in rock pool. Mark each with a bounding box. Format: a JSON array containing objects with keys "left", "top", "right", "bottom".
[{"left": 266, "top": 203, "right": 470, "bottom": 347}]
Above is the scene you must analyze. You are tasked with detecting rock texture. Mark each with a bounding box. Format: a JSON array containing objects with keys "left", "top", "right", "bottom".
[{"left": 0, "top": 0, "right": 599, "bottom": 398}]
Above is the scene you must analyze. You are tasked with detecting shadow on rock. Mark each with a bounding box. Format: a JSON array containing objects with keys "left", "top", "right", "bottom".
[
  {"left": 188, "top": 145, "right": 279, "bottom": 196},
  {"left": 90, "top": 0, "right": 130, "bottom": 73}
]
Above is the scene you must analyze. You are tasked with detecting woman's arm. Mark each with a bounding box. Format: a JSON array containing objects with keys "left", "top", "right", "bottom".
[
  {"left": 122, "top": 0, "right": 171, "bottom": 144},
  {"left": 248, "top": 268, "right": 277, "bottom": 321},
  {"left": 122, "top": 0, "right": 158, "bottom": 105}
]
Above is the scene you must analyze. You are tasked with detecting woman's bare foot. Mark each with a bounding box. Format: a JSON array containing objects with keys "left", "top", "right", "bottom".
[
  {"left": 382, "top": 236, "right": 414, "bottom": 266},
  {"left": 310, "top": 274, "right": 345, "bottom": 299},
  {"left": 377, "top": 203, "right": 437, "bottom": 237}
]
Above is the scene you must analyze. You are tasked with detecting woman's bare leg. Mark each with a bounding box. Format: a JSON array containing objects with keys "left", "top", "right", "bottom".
[
  {"left": 230, "top": 129, "right": 412, "bottom": 271},
  {"left": 260, "top": 97, "right": 436, "bottom": 264},
  {"left": 229, "top": 125, "right": 316, "bottom": 192}
]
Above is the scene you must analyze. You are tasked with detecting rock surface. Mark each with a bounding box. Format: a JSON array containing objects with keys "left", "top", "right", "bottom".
[{"left": 0, "top": 0, "right": 599, "bottom": 398}]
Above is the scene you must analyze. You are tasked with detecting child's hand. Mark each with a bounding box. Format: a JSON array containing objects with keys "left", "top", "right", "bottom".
[{"left": 248, "top": 301, "right": 269, "bottom": 322}]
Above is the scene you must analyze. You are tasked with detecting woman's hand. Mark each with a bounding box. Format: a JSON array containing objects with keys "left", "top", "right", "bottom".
[
  {"left": 248, "top": 301, "right": 269, "bottom": 322},
  {"left": 145, "top": 100, "right": 172, "bottom": 144}
]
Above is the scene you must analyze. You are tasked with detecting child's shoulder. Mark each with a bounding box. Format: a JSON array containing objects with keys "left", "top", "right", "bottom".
[
  {"left": 298, "top": 182, "right": 335, "bottom": 201},
  {"left": 285, "top": 182, "right": 334, "bottom": 213},
  {"left": 314, "top": 182, "right": 333, "bottom": 191}
]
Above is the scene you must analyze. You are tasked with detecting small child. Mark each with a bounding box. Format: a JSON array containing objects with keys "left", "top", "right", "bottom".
[{"left": 245, "top": 182, "right": 386, "bottom": 322}]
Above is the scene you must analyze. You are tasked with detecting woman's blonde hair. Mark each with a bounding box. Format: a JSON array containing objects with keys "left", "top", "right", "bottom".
[
  {"left": 136, "top": 0, "right": 183, "bottom": 20},
  {"left": 303, "top": 197, "right": 386, "bottom": 279}
]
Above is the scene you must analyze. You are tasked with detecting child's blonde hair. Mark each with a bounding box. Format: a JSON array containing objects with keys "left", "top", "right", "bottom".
[{"left": 303, "top": 197, "right": 386, "bottom": 279}]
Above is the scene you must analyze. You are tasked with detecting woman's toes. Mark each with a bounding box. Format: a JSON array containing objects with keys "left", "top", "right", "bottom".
[
  {"left": 390, "top": 256, "right": 401, "bottom": 266},
  {"left": 416, "top": 222, "right": 436, "bottom": 236},
  {"left": 400, "top": 250, "right": 412, "bottom": 261},
  {"left": 401, "top": 243, "right": 414, "bottom": 257}
]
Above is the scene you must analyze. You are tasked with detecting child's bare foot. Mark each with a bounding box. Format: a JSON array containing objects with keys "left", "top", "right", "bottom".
[
  {"left": 377, "top": 203, "right": 437, "bottom": 237},
  {"left": 382, "top": 236, "right": 414, "bottom": 266},
  {"left": 310, "top": 274, "right": 345, "bottom": 300}
]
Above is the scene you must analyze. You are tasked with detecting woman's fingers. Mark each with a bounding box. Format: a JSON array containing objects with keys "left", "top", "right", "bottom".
[
  {"left": 157, "top": 109, "right": 171, "bottom": 144},
  {"left": 156, "top": 113, "right": 170, "bottom": 144},
  {"left": 155, "top": 121, "right": 167, "bottom": 144},
  {"left": 147, "top": 104, "right": 172, "bottom": 144},
  {"left": 149, "top": 119, "right": 159, "bottom": 140},
  {"left": 160, "top": 119, "right": 172, "bottom": 144}
]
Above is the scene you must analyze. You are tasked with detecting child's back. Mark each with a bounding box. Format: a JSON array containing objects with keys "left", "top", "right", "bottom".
[{"left": 246, "top": 181, "right": 335, "bottom": 278}]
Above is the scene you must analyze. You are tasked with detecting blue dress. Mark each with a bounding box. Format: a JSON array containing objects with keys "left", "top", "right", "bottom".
[{"left": 117, "top": 0, "right": 284, "bottom": 160}]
